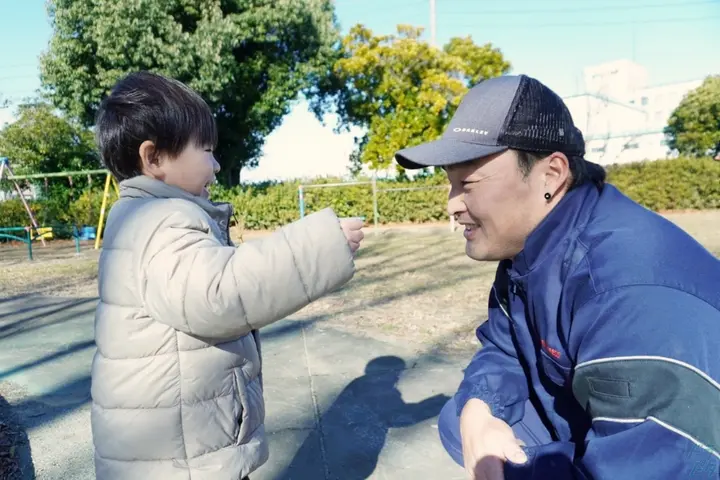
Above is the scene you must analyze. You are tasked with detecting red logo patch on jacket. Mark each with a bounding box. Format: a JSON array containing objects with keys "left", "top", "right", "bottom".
[{"left": 541, "top": 339, "right": 562, "bottom": 360}]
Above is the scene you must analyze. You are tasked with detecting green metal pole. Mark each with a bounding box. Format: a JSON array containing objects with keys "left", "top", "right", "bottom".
[
  {"left": 371, "top": 172, "right": 379, "bottom": 231},
  {"left": 74, "top": 226, "right": 81, "bottom": 254},
  {"left": 298, "top": 185, "right": 305, "bottom": 218},
  {"left": 26, "top": 228, "right": 33, "bottom": 261},
  {"left": 1, "top": 168, "right": 108, "bottom": 181}
]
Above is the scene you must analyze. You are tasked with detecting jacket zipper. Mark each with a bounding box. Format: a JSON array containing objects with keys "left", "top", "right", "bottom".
[{"left": 492, "top": 285, "right": 513, "bottom": 322}]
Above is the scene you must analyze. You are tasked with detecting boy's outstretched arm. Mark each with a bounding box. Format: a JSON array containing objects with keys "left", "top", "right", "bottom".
[{"left": 139, "top": 205, "right": 356, "bottom": 340}]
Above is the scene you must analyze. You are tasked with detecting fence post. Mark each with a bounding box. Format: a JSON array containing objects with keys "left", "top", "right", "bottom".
[
  {"left": 449, "top": 185, "right": 455, "bottom": 231},
  {"left": 371, "top": 173, "right": 379, "bottom": 230},
  {"left": 73, "top": 225, "right": 81, "bottom": 254},
  {"left": 26, "top": 228, "right": 33, "bottom": 261},
  {"left": 298, "top": 185, "right": 305, "bottom": 218}
]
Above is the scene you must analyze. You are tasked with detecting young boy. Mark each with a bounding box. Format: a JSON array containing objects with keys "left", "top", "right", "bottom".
[{"left": 90, "top": 71, "right": 364, "bottom": 480}]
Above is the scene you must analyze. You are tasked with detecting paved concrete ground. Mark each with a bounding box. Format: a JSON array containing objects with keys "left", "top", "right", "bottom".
[{"left": 0, "top": 295, "right": 472, "bottom": 479}]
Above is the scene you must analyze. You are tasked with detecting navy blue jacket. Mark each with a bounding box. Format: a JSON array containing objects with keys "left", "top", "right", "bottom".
[{"left": 454, "top": 182, "right": 720, "bottom": 479}]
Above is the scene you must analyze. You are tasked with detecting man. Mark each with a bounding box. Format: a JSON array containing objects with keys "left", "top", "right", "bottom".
[{"left": 394, "top": 74, "right": 720, "bottom": 479}]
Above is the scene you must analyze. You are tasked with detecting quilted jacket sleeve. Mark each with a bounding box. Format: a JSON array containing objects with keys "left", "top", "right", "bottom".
[{"left": 139, "top": 205, "right": 355, "bottom": 340}]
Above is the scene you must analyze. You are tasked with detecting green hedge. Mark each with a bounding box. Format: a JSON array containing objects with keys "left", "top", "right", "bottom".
[
  {"left": 206, "top": 173, "right": 450, "bottom": 230},
  {"left": 1, "top": 157, "right": 718, "bottom": 233},
  {"left": 605, "top": 157, "right": 720, "bottom": 211}
]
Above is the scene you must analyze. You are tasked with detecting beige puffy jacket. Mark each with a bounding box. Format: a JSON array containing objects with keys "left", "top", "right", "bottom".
[{"left": 91, "top": 176, "right": 355, "bottom": 479}]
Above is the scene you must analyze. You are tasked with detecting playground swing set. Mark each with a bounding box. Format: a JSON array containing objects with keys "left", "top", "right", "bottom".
[{"left": 0, "top": 156, "right": 119, "bottom": 260}]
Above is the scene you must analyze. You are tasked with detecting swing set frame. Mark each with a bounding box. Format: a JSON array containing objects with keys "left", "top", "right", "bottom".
[{"left": 0, "top": 157, "right": 119, "bottom": 252}]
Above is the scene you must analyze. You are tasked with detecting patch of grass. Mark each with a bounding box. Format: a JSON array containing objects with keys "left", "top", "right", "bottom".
[
  {"left": 289, "top": 210, "right": 720, "bottom": 351},
  {"left": 1, "top": 210, "right": 718, "bottom": 351},
  {"left": 0, "top": 245, "right": 99, "bottom": 298},
  {"left": 663, "top": 210, "right": 720, "bottom": 256},
  {"left": 293, "top": 226, "right": 495, "bottom": 352}
]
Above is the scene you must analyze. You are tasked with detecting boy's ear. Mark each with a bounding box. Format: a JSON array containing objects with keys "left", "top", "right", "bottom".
[{"left": 139, "top": 140, "right": 162, "bottom": 177}]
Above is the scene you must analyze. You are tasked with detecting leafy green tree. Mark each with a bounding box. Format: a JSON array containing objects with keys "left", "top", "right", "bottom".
[
  {"left": 0, "top": 102, "right": 98, "bottom": 175},
  {"left": 665, "top": 75, "right": 720, "bottom": 158},
  {"left": 312, "top": 24, "right": 511, "bottom": 172},
  {"left": 39, "top": 0, "right": 340, "bottom": 185}
]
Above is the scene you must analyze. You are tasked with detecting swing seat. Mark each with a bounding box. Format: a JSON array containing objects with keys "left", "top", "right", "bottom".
[
  {"left": 36, "top": 227, "right": 53, "bottom": 240},
  {"left": 79, "top": 226, "right": 96, "bottom": 240}
]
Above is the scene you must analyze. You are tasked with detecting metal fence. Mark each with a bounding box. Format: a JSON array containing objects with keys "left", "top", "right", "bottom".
[{"left": 297, "top": 175, "right": 456, "bottom": 231}]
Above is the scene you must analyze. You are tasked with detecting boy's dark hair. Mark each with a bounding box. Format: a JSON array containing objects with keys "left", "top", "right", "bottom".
[
  {"left": 95, "top": 71, "right": 217, "bottom": 181},
  {"left": 515, "top": 150, "right": 606, "bottom": 190}
]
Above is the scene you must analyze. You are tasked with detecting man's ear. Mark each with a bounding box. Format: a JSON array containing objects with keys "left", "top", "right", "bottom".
[
  {"left": 138, "top": 140, "right": 162, "bottom": 178},
  {"left": 544, "top": 152, "right": 570, "bottom": 195}
]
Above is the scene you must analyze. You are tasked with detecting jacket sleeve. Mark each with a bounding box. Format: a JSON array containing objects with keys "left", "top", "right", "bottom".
[
  {"left": 453, "top": 284, "right": 530, "bottom": 425},
  {"left": 139, "top": 206, "right": 355, "bottom": 341},
  {"left": 509, "top": 285, "right": 720, "bottom": 480}
]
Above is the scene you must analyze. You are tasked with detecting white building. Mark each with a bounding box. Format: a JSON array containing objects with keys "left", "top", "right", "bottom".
[{"left": 564, "top": 59, "right": 704, "bottom": 166}]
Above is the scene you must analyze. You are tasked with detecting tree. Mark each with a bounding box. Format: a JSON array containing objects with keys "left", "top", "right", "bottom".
[
  {"left": 664, "top": 75, "right": 720, "bottom": 158},
  {"left": 0, "top": 102, "right": 98, "bottom": 175},
  {"left": 39, "top": 0, "right": 340, "bottom": 185},
  {"left": 311, "top": 24, "right": 511, "bottom": 172}
]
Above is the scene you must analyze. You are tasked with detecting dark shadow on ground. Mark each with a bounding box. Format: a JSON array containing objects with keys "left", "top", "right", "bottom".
[
  {"left": 276, "top": 356, "right": 449, "bottom": 480},
  {"left": 0, "top": 300, "right": 97, "bottom": 341},
  {"left": 0, "top": 392, "right": 36, "bottom": 480},
  {"left": 10, "top": 376, "right": 91, "bottom": 432},
  {"left": 0, "top": 340, "right": 96, "bottom": 380},
  {"left": 0, "top": 294, "right": 33, "bottom": 306}
]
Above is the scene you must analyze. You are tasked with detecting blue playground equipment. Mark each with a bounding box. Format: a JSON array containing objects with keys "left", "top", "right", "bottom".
[{"left": 0, "top": 225, "right": 84, "bottom": 261}]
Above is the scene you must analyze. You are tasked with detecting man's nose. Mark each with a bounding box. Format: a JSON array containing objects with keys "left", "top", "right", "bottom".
[{"left": 447, "top": 188, "right": 466, "bottom": 218}]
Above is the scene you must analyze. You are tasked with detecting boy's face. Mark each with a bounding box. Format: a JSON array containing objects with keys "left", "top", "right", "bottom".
[{"left": 141, "top": 142, "right": 220, "bottom": 199}]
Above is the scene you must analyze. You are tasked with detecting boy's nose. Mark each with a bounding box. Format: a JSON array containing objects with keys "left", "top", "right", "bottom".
[{"left": 212, "top": 156, "right": 220, "bottom": 173}]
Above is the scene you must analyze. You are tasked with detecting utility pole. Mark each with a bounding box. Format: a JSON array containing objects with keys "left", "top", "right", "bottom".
[{"left": 430, "top": 0, "right": 436, "bottom": 47}]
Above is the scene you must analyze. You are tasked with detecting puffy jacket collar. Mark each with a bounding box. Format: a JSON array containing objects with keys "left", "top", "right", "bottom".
[
  {"left": 511, "top": 182, "right": 602, "bottom": 277},
  {"left": 119, "top": 175, "right": 233, "bottom": 224}
]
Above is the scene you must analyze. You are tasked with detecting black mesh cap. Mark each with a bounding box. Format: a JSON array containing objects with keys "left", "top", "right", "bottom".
[{"left": 395, "top": 74, "right": 586, "bottom": 169}]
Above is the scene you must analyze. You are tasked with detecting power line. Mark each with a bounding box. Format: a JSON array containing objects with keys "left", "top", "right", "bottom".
[
  {"left": 450, "top": 14, "right": 720, "bottom": 29},
  {"left": 0, "top": 63, "right": 38, "bottom": 70},
  {"left": 442, "top": 0, "right": 717, "bottom": 15},
  {"left": 0, "top": 74, "right": 39, "bottom": 82}
]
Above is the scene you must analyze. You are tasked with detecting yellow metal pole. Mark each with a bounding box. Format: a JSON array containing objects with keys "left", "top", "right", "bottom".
[
  {"left": 112, "top": 176, "right": 120, "bottom": 196},
  {"left": 95, "top": 173, "right": 112, "bottom": 250}
]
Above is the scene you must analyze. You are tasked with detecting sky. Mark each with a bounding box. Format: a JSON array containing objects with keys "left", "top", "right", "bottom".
[{"left": 0, "top": 0, "right": 719, "bottom": 181}]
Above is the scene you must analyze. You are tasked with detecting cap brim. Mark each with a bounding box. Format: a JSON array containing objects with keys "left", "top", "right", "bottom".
[{"left": 395, "top": 139, "right": 508, "bottom": 170}]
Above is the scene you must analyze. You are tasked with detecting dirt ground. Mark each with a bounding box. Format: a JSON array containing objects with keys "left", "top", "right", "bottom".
[{"left": 1, "top": 210, "right": 719, "bottom": 351}]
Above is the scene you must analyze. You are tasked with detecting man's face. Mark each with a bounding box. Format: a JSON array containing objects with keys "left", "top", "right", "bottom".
[{"left": 446, "top": 150, "right": 562, "bottom": 262}]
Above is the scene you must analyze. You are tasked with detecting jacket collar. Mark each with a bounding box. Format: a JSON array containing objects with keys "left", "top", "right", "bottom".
[
  {"left": 510, "top": 182, "right": 601, "bottom": 277},
  {"left": 119, "top": 175, "right": 232, "bottom": 224}
]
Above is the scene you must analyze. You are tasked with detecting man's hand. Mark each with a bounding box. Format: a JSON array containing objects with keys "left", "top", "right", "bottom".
[
  {"left": 460, "top": 399, "right": 528, "bottom": 480},
  {"left": 340, "top": 218, "right": 365, "bottom": 253}
]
